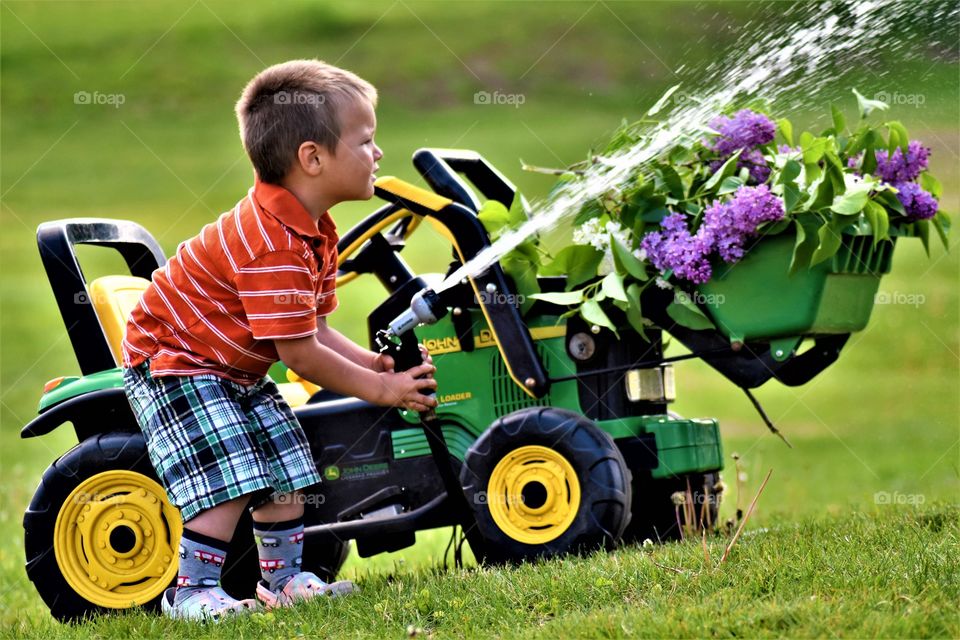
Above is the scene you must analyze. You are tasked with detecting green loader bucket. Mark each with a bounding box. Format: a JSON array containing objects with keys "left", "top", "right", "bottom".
[{"left": 697, "top": 232, "right": 895, "bottom": 344}]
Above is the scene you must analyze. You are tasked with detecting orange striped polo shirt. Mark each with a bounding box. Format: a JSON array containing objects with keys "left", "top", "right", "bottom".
[{"left": 122, "top": 179, "right": 339, "bottom": 384}]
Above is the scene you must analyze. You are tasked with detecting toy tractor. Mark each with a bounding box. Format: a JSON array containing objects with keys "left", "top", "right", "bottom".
[{"left": 23, "top": 149, "right": 887, "bottom": 621}]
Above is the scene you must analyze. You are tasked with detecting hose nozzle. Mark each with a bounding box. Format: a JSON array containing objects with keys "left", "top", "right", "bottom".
[{"left": 383, "top": 288, "right": 447, "bottom": 338}]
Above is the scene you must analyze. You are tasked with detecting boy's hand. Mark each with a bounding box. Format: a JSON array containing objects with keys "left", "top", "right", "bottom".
[
  {"left": 372, "top": 352, "right": 395, "bottom": 372},
  {"left": 373, "top": 344, "right": 433, "bottom": 375},
  {"left": 377, "top": 362, "right": 438, "bottom": 412},
  {"left": 419, "top": 344, "right": 434, "bottom": 372}
]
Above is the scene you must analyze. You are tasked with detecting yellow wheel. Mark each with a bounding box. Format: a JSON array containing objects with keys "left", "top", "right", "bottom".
[
  {"left": 460, "top": 408, "right": 631, "bottom": 565},
  {"left": 24, "top": 433, "right": 183, "bottom": 621},
  {"left": 486, "top": 445, "right": 580, "bottom": 544},
  {"left": 55, "top": 470, "right": 181, "bottom": 609}
]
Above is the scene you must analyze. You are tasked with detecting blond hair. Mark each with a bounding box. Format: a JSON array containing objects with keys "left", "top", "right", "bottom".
[{"left": 236, "top": 59, "right": 378, "bottom": 183}]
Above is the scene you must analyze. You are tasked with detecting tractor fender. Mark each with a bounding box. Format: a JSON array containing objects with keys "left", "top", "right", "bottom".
[{"left": 21, "top": 387, "right": 138, "bottom": 441}]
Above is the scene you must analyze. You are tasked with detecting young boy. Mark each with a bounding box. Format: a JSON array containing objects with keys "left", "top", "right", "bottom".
[{"left": 122, "top": 59, "right": 438, "bottom": 620}]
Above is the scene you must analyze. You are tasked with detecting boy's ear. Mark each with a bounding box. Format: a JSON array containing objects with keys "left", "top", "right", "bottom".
[{"left": 297, "top": 141, "right": 326, "bottom": 176}]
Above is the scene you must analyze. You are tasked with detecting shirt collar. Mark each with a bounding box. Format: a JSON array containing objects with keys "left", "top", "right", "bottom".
[{"left": 252, "top": 179, "right": 336, "bottom": 239}]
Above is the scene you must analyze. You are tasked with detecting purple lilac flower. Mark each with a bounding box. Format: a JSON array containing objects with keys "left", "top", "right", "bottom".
[
  {"left": 709, "top": 109, "right": 777, "bottom": 156},
  {"left": 739, "top": 148, "right": 771, "bottom": 184},
  {"left": 875, "top": 140, "right": 930, "bottom": 183},
  {"left": 707, "top": 109, "right": 775, "bottom": 185},
  {"left": 894, "top": 182, "right": 938, "bottom": 220},
  {"left": 641, "top": 186, "right": 786, "bottom": 284},
  {"left": 640, "top": 213, "right": 714, "bottom": 284},
  {"left": 702, "top": 185, "right": 785, "bottom": 263},
  {"left": 777, "top": 144, "right": 801, "bottom": 155}
]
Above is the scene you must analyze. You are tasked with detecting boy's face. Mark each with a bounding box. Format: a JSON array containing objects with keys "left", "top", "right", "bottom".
[{"left": 320, "top": 98, "right": 382, "bottom": 203}]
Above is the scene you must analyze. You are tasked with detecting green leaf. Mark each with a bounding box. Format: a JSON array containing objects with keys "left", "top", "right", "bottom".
[
  {"left": 540, "top": 245, "right": 603, "bottom": 290},
  {"left": 863, "top": 200, "right": 889, "bottom": 246},
  {"left": 601, "top": 271, "right": 628, "bottom": 302},
  {"left": 666, "top": 294, "right": 715, "bottom": 331},
  {"left": 845, "top": 123, "right": 870, "bottom": 156},
  {"left": 830, "top": 184, "right": 871, "bottom": 215},
  {"left": 885, "top": 121, "right": 910, "bottom": 154},
  {"left": 800, "top": 132, "right": 828, "bottom": 166},
  {"left": 861, "top": 129, "right": 878, "bottom": 175},
  {"left": 640, "top": 206, "right": 670, "bottom": 223},
  {"left": 501, "top": 255, "right": 540, "bottom": 316},
  {"left": 573, "top": 199, "right": 604, "bottom": 226},
  {"left": 780, "top": 159, "right": 802, "bottom": 184},
  {"left": 920, "top": 172, "right": 943, "bottom": 199},
  {"left": 508, "top": 193, "right": 529, "bottom": 226},
  {"left": 783, "top": 183, "right": 802, "bottom": 213},
  {"left": 811, "top": 219, "right": 844, "bottom": 266},
  {"left": 789, "top": 217, "right": 820, "bottom": 274},
  {"left": 476, "top": 201, "right": 512, "bottom": 239},
  {"left": 932, "top": 211, "right": 951, "bottom": 252},
  {"left": 778, "top": 118, "right": 794, "bottom": 146},
  {"left": 656, "top": 164, "right": 685, "bottom": 200},
  {"left": 511, "top": 239, "right": 540, "bottom": 263},
  {"left": 717, "top": 175, "right": 744, "bottom": 195},
  {"left": 875, "top": 189, "right": 906, "bottom": 216},
  {"left": 701, "top": 150, "right": 742, "bottom": 193},
  {"left": 831, "top": 103, "right": 846, "bottom": 134},
  {"left": 853, "top": 88, "right": 889, "bottom": 118},
  {"left": 529, "top": 289, "right": 585, "bottom": 305},
  {"left": 580, "top": 299, "right": 617, "bottom": 334},
  {"left": 610, "top": 233, "right": 648, "bottom": 280},
  {"left": 809, "top": 176, "right": 835, "bottom": 211},
  {"left": 760, "top": 219, "right": 791, "bottom": 236},
  {"left": 625, "top": 283, "right": 649, "bottom": 340},
  {"left": 915, "top": 219, "right": 931, "bottom": 256},
  {"left": 778, "top": 159, "right": 803, "bottom": 213},
  {"left": 646, "top": 83, "right": 682, "bottom": 116}
]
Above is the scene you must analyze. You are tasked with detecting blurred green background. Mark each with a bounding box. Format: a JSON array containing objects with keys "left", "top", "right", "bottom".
[{"left": 1, "top": 0, "right": 957, "bottom": 624}]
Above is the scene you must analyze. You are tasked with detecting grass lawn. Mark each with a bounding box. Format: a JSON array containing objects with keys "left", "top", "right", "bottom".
[{"left": 1, "top": 1, "right": 957, "bottom": 636}]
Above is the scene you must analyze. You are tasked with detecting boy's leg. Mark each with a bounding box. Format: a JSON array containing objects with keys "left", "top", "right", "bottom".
[
  {"left": 176, "top": 495, "right": 252, "bottom": 604},
  {"left": 251, "top": 491, "right": 355, "bottom": 607},
  {"left": 242, "top": 380, "right": 355, "bottom": 606},
  {"left": 251, "top": 492, "right": 305, "bottom": 592},
  {"left": 188, "top": 494, "right": 254, "bottom": 541},
  {"left": 123, "top": 363, "right": 280, "bottom": 618}
]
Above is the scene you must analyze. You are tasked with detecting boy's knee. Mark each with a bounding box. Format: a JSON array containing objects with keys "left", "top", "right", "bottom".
[{"left": 252, "top": 490, "right": 305, "bottom": 521}]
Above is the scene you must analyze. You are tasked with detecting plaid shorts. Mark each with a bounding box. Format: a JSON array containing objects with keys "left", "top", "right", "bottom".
[{"left": 123, "top": 362, "right": 321, "bottom": 522}]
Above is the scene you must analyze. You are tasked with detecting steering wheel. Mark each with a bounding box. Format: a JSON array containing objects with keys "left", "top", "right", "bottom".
[{"left": 335, "top": 207, "right": 421, "bottom": 286}]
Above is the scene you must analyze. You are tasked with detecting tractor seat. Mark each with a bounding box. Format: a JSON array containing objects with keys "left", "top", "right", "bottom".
[{"left": 87, "top": 275, "right": 320, "bottom": 408}]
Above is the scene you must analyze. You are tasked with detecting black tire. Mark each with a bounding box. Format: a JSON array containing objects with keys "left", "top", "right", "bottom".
[
  {"left": 460, "top": 408, "right": 631, "bottom": 565},
  {"left": 23, "top": 432, "right": 180, "bottom": 622},
  {"left": 220, "top": 511, "right": 351, "bottom": 600},
  {"left": 621, "top": 471, "right": 723, "bottom": 543}
]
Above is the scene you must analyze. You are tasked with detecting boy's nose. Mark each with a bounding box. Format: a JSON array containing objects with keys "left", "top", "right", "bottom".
[{"left": 373, "top": 145, "right": 383, "bottom": 161}]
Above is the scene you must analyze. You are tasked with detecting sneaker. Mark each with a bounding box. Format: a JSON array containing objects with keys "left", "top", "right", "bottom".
[
  {"left": 255, "top": 572, "right": 357, "bottom": 609},
  {"left": 161, "top": 586, "right": 259, "bottom": 621}
]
